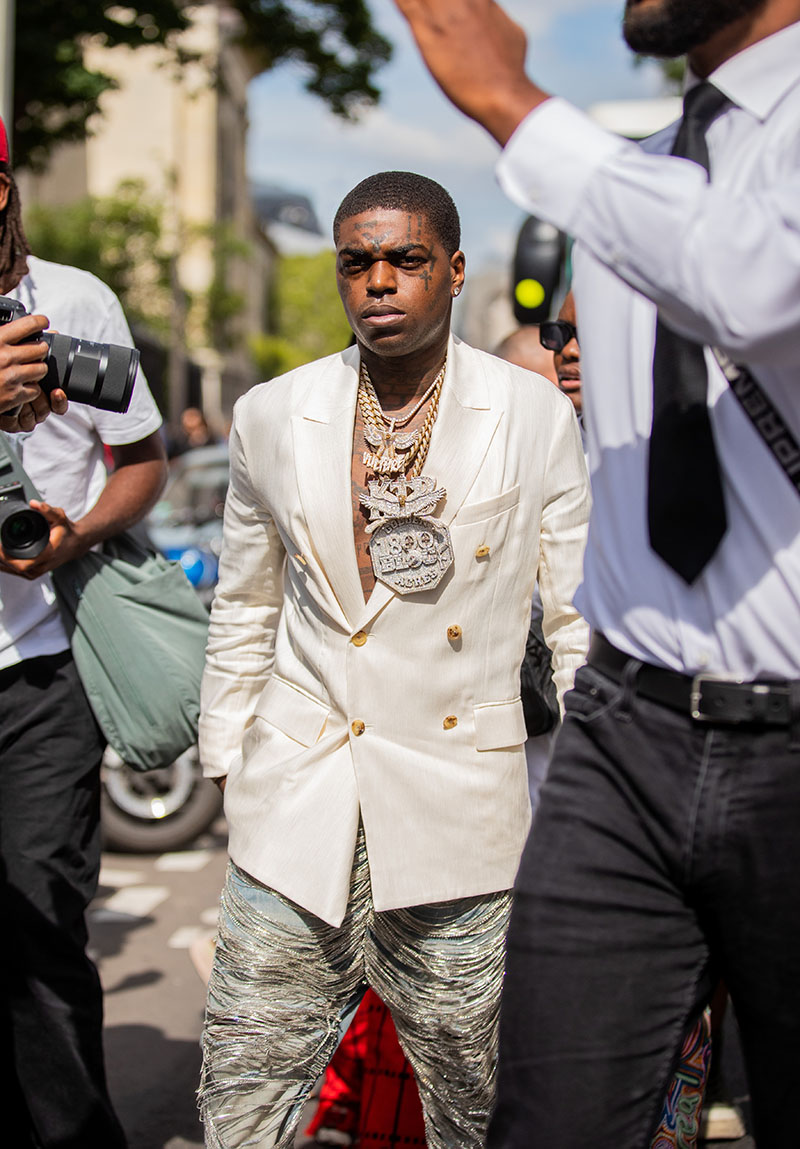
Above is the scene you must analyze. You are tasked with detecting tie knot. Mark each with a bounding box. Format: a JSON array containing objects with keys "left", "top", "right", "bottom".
[{"left": 682, "top": 82, "right": 731, "bottom": 132}]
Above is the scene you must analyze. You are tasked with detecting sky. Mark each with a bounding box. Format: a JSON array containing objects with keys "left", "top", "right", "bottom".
[{"left": 246, "top": 1, "right": 669, "bottom": 275}]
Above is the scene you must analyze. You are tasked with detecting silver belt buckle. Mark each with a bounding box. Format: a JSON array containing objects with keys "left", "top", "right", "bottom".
[{"left": 690, "top": 672, "right": 748, "bottom": 722}]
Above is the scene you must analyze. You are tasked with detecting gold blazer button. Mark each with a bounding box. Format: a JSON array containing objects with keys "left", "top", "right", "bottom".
[
  {"left": 475, "top": 545, "right": 490, "bottom": 558},
  {"left": 351, "top": 631, "right": 368, "bottom": 646},
  {"left": 447, "top": 625, "right": 462, "bottom": 641},
  {"left": 351, "top": 720, "right": 366, "bottom": 736},
  {"left": 443, "top": 715, "right": 458, "bottom": 730}
]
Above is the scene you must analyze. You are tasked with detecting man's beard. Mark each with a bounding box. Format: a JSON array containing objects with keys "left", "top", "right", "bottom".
[{"left": 623, "top": 0, "right": 766, "bottom": 57}]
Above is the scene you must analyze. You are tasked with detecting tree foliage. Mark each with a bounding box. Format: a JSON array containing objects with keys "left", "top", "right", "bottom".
[
  {"left": 24, "top": 180, "right": 173, "bottom": 335},
  {"left": 249, "top": 249, "right": 351, "bottom": 379},
  {"left": 13, "top": 1, "right": 391, "bottom": 171}
]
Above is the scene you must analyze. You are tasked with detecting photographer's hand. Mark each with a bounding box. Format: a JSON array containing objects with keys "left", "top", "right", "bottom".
[
  {"left": 0, "top": 431, "right": 167, "bottom": 580},
  {"left": 0, "top": 313, "right": 68, "bottom": 433},
  {"left": 0, "top": 500, "right": 85, "bottom": 579}
]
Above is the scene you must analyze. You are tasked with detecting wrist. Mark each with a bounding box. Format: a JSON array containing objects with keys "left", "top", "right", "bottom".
[{"left": 486, "top": 84, "right": 549, "bottom": 147}]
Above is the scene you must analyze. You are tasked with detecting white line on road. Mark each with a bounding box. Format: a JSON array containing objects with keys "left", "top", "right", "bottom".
[
  {"left": 102, "top": 885, "right": 170, "bottom": 917},
  {"left": 168, "top": 926, "right": 213, "bottom": 949},
  {"left": 155, "top": 850, "right": 214, "bottom": 873},
  {"left": 99, "top": 867, "right": 144, "bottom": 888}
]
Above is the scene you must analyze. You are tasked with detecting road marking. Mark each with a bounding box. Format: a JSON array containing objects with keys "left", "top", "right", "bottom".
[
  {"left": 102, "top": 886, "right": 170, "bottom": 917},
  {"left": 155, "top": 849, "right": 213, "bottom": 873},
  {"left": 99, "top": 867, "right": 143, "bottom": 888},
  {"left": 168, "top": 925, "right": 213, "bottom": 949}
]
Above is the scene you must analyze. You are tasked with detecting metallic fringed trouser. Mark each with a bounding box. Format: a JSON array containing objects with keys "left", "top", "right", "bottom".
[{"left": 200, "top": 830, "right": 512, "bottom": 1149}]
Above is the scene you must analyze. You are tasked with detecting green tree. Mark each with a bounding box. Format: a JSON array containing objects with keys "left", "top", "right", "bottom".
[
  {"left": 24, "top": 180, "right": 173, "bottom": 336},
  {"left": 250, "top": 249, "right": 351, "bottom": 379},
  {"left": 13, "top": 1, "right": 391, "bottom": 171}
]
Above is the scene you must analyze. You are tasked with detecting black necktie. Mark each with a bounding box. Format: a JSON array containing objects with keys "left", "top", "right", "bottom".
[{"left": 647, "top": 82, "right": 731, "bottom": 584}]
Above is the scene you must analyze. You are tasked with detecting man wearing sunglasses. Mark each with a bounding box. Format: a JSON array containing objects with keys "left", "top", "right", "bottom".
[
  {"left": 540, "top": 293, "right": 582, "bottom": 420},
  {"left": 395, "top": 1, "right": 800, "bottom": 1147}
]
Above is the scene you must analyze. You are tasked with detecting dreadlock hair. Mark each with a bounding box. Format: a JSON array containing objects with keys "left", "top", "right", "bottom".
[
  {"left": 333, "top": 171, "right": 461, "bottom": 255},
  {"left": 0, "top": 164, "right": 31, "bottom": 295}
]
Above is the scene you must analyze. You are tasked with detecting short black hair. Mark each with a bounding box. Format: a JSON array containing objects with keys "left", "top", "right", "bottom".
[{"left": 333, "top": 171, "right": 461, "bottom": 255}]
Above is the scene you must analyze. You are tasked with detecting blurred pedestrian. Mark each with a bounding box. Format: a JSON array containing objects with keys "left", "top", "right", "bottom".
[
  {"left": 167, "top": 406, "right": 220, "bottom": 459},
  {"left": 395, "top": 1, "right": 800, "bottom": 1146},
  {"left": 198, "top": 170, "right": 589, "bottom": 1149},
  {"left": 0, "top": 114, "right": 167, "bottom": 1149}
]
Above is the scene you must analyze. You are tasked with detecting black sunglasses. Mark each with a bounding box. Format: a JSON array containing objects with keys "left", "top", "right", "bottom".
[{"left": 540, "top": 320, "right": 578, "bottom": 353}]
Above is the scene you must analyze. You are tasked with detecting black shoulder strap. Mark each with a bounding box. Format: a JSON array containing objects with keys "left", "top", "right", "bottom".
[{"left": 713, "top": 349, "right": 800, "bottom": 495}]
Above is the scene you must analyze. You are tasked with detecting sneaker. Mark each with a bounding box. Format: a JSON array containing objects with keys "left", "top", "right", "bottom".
[{"left": 700, "top": 1099, "right": 746, "bottom": 1141}]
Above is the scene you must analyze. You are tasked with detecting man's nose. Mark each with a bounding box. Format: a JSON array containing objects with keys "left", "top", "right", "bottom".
[{"left": 367, "top": 260, "right": 397, "bottom": 294}]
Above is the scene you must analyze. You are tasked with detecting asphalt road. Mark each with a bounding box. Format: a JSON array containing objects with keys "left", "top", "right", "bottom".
[
  {"left": 91, "top": 816, "right": 229, "bottom": 1149},
  {"left": 90, "top": 815, "right": 754, "bottom": 1149}
]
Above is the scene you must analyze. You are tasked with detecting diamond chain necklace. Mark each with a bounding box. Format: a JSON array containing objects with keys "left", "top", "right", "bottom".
[{"left": 358, "top": 358, "right": 446, "bottom": 476}]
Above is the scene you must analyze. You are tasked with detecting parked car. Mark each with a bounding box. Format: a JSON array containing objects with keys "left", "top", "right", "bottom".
[{"left": 101, "top": 445, "right": 229, "bottom": 853}]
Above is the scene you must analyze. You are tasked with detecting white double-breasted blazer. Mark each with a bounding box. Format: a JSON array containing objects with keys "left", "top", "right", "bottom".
[{"left": 199, "top": 334, "right": 590, "bottom": 926}]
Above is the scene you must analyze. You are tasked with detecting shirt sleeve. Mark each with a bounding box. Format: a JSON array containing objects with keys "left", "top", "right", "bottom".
[
  {"left": 497, "top": 98, "right": 800, "bottom": 364},
  {"left": 86, "top": 292, "right": 163, "bottom": 446}
]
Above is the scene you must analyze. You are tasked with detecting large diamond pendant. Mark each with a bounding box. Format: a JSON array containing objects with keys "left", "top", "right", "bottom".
[{"left": 360, "top": 475, "right": 454, "bottom": 595}]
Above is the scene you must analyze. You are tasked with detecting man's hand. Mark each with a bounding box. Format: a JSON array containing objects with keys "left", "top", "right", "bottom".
[
  {"left": 0, "top": 499, "right": 86, "bottom": 579},
  {"left": 393, "top": 0, "right": 548, "bottom": 145},
  {"left": 0, "top": 313, "right": 68, "bottom": 433}
]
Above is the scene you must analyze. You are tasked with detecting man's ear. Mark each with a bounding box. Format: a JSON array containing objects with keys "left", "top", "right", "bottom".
[
  {"left": 450, "top": 249, "right": 466, "bottom": 297},
  {"left": 0, "top": 174, "right": 10, "bottom": 212}
]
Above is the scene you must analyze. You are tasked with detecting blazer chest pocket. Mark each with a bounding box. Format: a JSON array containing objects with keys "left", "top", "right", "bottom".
[
  {"left": 455, "top": 484, "right": 520, "bottom": 526},
  {"left": 473, "top": 698, "right": 526, "bottom": 751},
  {"left": 253, "top": 676, "right": 330, "bottom": 747}
]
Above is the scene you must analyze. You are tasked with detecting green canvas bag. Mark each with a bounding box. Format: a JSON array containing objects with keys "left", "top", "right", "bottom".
[
  {"left": 51, "top": 532, "right": 210, "bottom": 771},
  {"left": 1, "top": 430, "right": 209, "bottom": 772}
]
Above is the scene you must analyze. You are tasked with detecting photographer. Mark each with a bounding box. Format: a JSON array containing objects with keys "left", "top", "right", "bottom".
[{"left": 0, "top": 115, "right": 167, "bottom": 1148}]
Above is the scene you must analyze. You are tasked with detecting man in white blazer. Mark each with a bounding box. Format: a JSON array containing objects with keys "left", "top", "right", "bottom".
[{"left": 198, "top": 172, "right": 589, "bottom": 1149}]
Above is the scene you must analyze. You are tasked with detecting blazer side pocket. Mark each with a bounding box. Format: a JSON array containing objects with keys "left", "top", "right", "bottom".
[
  {"left": 473, "top": 698, "right": 527, "bottom": 751},
  {"left": 253, "top": 675, "right": 330, "bottom": 747}
]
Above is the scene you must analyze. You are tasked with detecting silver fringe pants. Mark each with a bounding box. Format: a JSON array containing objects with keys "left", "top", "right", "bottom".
[{"left": 200, "top": 830, "right": 512, "bottom": 1149}]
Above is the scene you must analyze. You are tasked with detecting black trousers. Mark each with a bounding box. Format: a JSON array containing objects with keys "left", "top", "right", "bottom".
[
  {"left": 0, "top": 651, "right": 127, "bottom": 1149},
  {"left": 490, "top": 661, "right": 800, "bottom": 1149}
]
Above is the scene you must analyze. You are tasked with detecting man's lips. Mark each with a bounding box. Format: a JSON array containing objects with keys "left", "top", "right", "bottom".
[
  {"left": 360, "top": 306, "right": 405, "bottom": 325},
  {"left": 557, "top": 371, "right": 581, "bottom": 390}
]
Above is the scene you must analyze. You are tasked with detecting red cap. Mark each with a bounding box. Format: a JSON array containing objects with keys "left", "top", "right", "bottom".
[{"left": 0, "top": 115, "right": 7, "bottom": 164}]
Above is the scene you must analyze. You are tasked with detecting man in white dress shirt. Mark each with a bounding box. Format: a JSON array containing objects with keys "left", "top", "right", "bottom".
[{"left": 395, "top": 1, "right": 800, "bottom": 1146}]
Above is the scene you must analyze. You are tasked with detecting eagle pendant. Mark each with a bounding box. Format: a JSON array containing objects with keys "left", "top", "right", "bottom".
[{"left": 360, "top": 475, "right": 453, "bottom": 595}]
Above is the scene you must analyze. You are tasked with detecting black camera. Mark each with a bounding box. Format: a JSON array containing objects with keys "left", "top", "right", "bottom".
[
  {"left": 0, "top": 480, "right": 49, "bottom": 559},
  {"left": 0, "top": 294, "right": 139, "bottom": 413}
]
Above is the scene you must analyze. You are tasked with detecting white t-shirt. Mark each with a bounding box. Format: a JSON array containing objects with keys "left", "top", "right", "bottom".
[{"left": 0, "top": 256, "right": 162, "bottom": 669}]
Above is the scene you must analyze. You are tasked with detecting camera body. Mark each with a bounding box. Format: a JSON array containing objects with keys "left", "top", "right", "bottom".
[{"left": 0, "top": 294, "right": 139, "bottom": 413}]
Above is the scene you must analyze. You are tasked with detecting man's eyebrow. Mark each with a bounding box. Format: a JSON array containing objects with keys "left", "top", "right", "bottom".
[{"left": 338, "top": 242, "right": 429, "bottom": 258}]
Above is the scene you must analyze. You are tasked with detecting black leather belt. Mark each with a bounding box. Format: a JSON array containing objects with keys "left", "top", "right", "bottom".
[{"left": 588, "top": 634, "right": 797, "bottom": 726}]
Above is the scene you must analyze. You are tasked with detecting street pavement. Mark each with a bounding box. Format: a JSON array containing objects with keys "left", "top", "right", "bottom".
[
  {"left": 91, "top": 815, "right": 755, "bottom": 1149},
  {"left": 91, "top": 816, "right": 228, "bottom": 1149}
]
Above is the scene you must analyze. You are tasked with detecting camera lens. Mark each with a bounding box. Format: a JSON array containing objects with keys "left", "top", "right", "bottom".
[
  {"left": 0, "top": 503, "right": 49, "bottom": 559},
  {"left": 42, "top": 332, "right": 139, "bottom": 413}
]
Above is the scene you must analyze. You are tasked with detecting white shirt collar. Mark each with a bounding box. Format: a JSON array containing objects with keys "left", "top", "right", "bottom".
[{"left": 686, "top": 19, "right": 800, "bottom": 122}]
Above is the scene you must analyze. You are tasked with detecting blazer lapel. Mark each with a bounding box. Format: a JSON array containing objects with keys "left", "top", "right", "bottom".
[
  {"left": 293, "top": 348, "right": 365, "bottom": 630},
  {"left": 353, "top": 335, "right": 501, "bottom": 631}
]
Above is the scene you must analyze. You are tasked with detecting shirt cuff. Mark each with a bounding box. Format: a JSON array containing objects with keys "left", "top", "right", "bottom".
[{"left": 496, "top": 98, "right": 630, "bottom": 232}]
